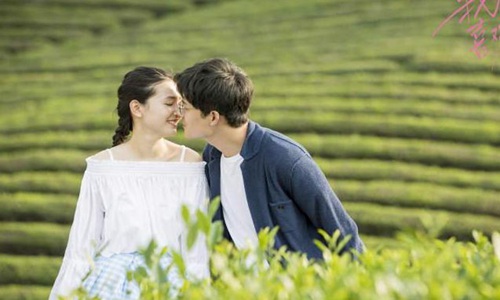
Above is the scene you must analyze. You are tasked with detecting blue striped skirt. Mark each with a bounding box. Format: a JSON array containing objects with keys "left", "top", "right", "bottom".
[{"left": 82, "top": 252, "right": 182, "bottom": 300}]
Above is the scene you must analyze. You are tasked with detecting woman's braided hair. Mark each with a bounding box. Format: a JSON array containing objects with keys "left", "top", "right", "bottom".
[{"left": 112, "top": 66, "right": 172, "bottom": 146}]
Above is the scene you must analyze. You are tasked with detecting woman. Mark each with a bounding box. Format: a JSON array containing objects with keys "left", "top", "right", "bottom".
[{"left": 49, "top": 67, "right": 209, "bottom": 299}]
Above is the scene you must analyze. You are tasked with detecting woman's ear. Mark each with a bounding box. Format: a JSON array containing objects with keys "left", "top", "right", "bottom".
[
  {"left": 129, "top": 100, "right": 143, "bottom": 118},
  {"left": 209, "top": 111, "right": 220, "bottom": 127}
]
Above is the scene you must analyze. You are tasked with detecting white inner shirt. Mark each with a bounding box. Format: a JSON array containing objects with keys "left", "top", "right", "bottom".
[{"left": 220, "top": 154, "right": 259, "bottom": 249}]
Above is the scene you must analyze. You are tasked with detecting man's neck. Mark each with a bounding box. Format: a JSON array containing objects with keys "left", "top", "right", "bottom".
[{"left": 208, "top": 122, "right": 248, "bottom": 158}]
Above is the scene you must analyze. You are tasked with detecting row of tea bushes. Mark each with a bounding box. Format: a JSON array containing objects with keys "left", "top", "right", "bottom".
[
  {"left": 336, "top": 180, "right": 500, "bottom": 217},
  {"left": 291, "top": 134, "right": 500, "bottom": 171},
  {"left": 257, "top": 111, "right": 500, "bottom": 145}
]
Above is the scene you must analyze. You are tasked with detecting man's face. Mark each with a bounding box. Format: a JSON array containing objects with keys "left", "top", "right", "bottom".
[{"left": 180, "top": 99, "right": 213, "bottom": 140}]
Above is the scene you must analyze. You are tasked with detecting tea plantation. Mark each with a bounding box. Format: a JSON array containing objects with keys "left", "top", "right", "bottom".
[{"left": 1, "top": 0, "right": 499, "bottom": 298}]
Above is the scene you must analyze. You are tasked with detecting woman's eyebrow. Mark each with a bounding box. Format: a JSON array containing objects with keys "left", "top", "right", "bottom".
[{"left": 165, "top": 95, "right": 181, "bottom": 101}]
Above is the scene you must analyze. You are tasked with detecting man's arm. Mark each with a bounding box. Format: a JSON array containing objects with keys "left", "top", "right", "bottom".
[{"left": 289, "top": 155, "right": 364, "bottom": 254}]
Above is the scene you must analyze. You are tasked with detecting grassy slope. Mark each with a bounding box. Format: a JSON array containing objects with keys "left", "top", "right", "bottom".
[{"left": 0, "top": 0, "right": 499, "bottom": 298}]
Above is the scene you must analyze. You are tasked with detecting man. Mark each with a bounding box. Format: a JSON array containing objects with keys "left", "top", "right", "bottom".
[{"left": 175, "top": 58, "right": 364, "bottom": 259}]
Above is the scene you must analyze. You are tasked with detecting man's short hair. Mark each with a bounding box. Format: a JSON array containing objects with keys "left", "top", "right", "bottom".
[{"left": 174, "top": 58, "right": 253, "bottom": 127}]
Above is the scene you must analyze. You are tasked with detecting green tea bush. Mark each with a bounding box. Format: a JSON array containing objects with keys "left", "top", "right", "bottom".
[
  {"left": 259, "top": 81, "right": 500, "bottom": 105},
  {"left": 0, "top": 149, "right": 90, "bottom": 173},
  {"left": 0, "top": 114, "right": 114, "bottom": 134},
  {"left": 0, "top": 130, "right": 110, "bottom": 152},
  {"left": 345, "top": 202, "right": 500, "bottom": 241},
  {"left": 0, "top": 285, "right": 50, "bottom": 300},
  {"left": 0, "top": 172, "right": 81, "bottom": 194},
  {"left": 256, "top": 71, "right": 500, "bottom": 96},
  {"left": 0, "top": 0, "right": 194, "bottom": 56},
  {"left": 0, "top": 222, "right": 69, "bottom": 255},
  {"left": 0, "top": 137, "right": 203, "bottom": 173},
  {"left": 0, "top": 130, "right": 205, "bottom": 154},
  {"left": 0, "top": 193, "right": 76, "bottom": 223},
  {"left": 255, "top": 111, "right": 500, "bottom": 145},
  {"left": 292, "top": 134, "right": 500, "bottom": 171},
  {"left": 335, "top": 180, "right": 500, "bottom": 217},
  {"left": 251, "top": 96, "right": 500, "bottom": 122},
  {"left": 0, "top": 254, "right": 60, "bottom": 285},
  {"left": 315, "top": 158, "right": 500, "bottom": 191},
  {"left": 64, "top": 201, "right": 500, "bottom": 299},
  {"left": 187, "top": 231, "right": 500, "bottom": 299}
]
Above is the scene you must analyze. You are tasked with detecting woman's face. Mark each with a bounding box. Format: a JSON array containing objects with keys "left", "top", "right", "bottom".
[{"left": 138, "top": 79, "right": 182, "bottom": 138}]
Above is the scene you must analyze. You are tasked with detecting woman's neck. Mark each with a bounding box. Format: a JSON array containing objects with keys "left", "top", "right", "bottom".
[{"left": 125, "top": 134, "right": 169, "bottom": 160}]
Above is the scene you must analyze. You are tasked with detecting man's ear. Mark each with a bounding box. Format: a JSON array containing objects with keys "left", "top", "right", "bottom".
[
  {"left": 209, "top": 111, "right": 220, "bottom": 127},
  {"left": 129, "top": 100, "right": 143, "bottom": 118}
]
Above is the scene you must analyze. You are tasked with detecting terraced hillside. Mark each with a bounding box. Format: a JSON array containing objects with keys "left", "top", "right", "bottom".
[
  {"left": 0, "top": 0, "right": 197, "bottom": 57},
  {"left": 1, "top": 0, "right": 499, "bottom": 298}
]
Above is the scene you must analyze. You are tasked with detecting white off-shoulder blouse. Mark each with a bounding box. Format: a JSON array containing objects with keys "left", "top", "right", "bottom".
[{"left": 50, "top": 152, "right": 210, "bottom": 299}]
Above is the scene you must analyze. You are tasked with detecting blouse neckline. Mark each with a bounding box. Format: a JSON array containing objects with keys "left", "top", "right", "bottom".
[{"left": 85, "top": 156, "right": 206, "bottom": 174}]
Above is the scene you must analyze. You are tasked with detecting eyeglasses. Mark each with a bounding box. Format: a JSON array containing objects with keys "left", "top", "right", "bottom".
[{"left": 177, "top": 101, "right": 185, "bottom": 115}]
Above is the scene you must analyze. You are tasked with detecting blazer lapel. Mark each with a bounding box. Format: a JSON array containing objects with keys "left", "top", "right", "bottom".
[{"left": 241, "top": 160, "right": 268, "bottom": 233}]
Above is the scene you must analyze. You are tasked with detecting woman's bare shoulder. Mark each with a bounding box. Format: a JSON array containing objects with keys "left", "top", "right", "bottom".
[
  {"left": 183, "top": 146, "right": 203, "bottom": 162},
  {"left": 90, "top": 149, "right": 112, "bottom": 160}
]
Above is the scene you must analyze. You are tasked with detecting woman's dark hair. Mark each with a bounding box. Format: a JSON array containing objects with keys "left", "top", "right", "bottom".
[
  {"left": 174, "top": 58, "right": 253, "bottom": 128},
  {"left": 112, "top": 66, "right": 172, "bottom": 146}
]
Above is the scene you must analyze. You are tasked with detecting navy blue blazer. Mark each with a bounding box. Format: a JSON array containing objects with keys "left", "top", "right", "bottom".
[{"left": 203, "top": 121, "right": 364, "bottom": 259}]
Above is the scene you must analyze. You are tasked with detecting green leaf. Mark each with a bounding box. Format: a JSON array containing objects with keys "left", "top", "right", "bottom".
[
  {"left": 196, "top": 209, "right": 210, "bottom": 235},
  {"left": 181, "top": 205, "right": 191, "bottom": 225},
  {"left": 186, "top": 226, "right": 199, "bottom": 250},
  {"left": 171, "top": 251, "right": 186, "bottom": 276},
  {"left": 208, "top": 197, "right": 221, "bottom": 219},
  {"left": 334, "top": 234, "right": 352, "bottom": 255},
  {"left": 208, "top": 221, "right": 223, "bottom": 248},
  {"left": 141, "top": 240, "right": 157, "bottom": 269}
]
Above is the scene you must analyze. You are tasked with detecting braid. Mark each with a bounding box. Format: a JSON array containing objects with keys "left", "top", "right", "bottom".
[
  {"left": 112, "top": 114, "right": 131, "bottom": 146},
  {"left": 111, "top": 66, "right": 172, "bottom": 147}
]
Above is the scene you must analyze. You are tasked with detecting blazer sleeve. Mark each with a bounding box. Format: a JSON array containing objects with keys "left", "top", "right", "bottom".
[
  {"left": 49, "top": 171, "right": 105, "bottom": 300},
  {"left": 289, "top": 155, "right": 364, "bottom": 254},
  {"left": 202, "top": 144, "right": 212, "bottom": 186}
]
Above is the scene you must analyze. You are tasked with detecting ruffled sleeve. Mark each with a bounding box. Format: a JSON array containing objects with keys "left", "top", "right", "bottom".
[
  {"left": 179, "top": 176, "right": 210, "bottom": 281},
  {"left": 49, "top": 169, "right": 105, "bottom": 300}
]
